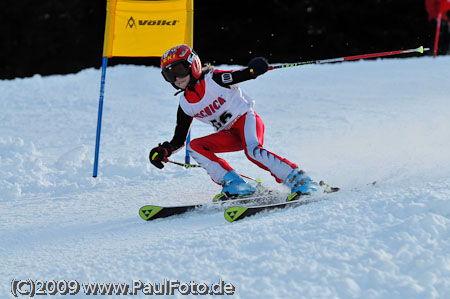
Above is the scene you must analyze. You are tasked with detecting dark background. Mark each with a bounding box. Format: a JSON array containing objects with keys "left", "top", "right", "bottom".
[{"left": 0, "top": 0, "right": 440, "bottom": 80}]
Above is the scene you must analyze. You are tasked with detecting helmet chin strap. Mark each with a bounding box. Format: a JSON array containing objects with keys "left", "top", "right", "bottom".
[
  {"left": 173, "top": 89, "right": 184, "bottom": 96},
  {"left": 171, "top": 79, "right": 189, "bottom": 96},
  {"left": 171, "top": 82, "right": 181, "bottom": 91}
]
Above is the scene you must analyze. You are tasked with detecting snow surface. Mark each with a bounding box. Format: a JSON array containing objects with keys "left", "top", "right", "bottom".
[{"left": 1, "top": 56, "right": 450, "bottom": 298}]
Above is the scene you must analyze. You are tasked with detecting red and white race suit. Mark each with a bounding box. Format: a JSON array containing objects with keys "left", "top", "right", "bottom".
[{"left": 179, "top": 71, "right": 297, "bottom": 184}]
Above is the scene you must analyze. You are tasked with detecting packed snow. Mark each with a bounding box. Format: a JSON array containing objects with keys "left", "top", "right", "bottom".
[{"left": 1, "top": 55, "right": 450, "bottom": 298}]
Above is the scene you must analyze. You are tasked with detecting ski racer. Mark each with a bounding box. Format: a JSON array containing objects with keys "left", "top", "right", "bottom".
[{"left": 149, "top": 44, "right": 317, "bottom": 199}]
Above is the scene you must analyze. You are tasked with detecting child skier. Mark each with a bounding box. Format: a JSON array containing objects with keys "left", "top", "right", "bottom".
[{"left": 149, "top": 44, "right": 317, "bottom": 199}]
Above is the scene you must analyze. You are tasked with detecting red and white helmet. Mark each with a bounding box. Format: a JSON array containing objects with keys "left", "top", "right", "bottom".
[{"left": 160, "top": 44, "right": 202, "bottom": 83}]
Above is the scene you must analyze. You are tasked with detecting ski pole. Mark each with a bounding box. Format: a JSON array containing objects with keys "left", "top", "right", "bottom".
[
  {"left": 165, "top": 158, "right": 201, "bottom": 168},
  {"left": 165, "top": 159, "right": 259, "bottom": 182},
  {"left": 268, "top": 46, "right": 429, "bottom": 70}
]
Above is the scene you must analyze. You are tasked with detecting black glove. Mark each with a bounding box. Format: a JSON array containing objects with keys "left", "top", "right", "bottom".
[
  {"left": 248, "top": 57, "right": 269, "bottom": 78},
  {"left": 149, "top": 142, "right": 172, "bottom": 169}
]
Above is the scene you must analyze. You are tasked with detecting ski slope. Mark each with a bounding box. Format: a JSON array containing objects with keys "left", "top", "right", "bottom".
[{"left": 1, "top": 56, "right": 450, "bottom": 298}]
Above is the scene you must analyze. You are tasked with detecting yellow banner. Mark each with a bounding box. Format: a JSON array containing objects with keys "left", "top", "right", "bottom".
[{"left": 103, "top": 0, "right": 193, "bottom": 57}]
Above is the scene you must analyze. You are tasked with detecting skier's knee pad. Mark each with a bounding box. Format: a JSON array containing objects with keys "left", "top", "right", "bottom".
[
  {"left": 245, "top": 144, "right": 260, "bottom": 159},
  {"left": 246, "top": 145, "right": 269, "bottom": 162}
]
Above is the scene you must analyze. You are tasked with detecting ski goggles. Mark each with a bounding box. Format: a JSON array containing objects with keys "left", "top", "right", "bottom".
[{"left": 161, "top": 60, "right": 191, "bottom": 83}]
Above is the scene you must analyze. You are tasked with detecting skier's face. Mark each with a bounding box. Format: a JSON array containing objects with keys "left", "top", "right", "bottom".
[{"left": 174, "top": 74, "right": 190, "bottom": 89}]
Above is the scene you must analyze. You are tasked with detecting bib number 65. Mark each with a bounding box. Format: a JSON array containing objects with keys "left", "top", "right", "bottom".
[{"left": 210, "top": 111, "right": 233, "bottom": 131}]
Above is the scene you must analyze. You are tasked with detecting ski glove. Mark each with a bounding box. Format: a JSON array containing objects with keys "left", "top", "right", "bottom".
[
  {"left": 149, "top": 142, "right": 172, "bottom": 169},
  {"left": 248, "top": 57, "right": 269, "bottom": 78}
]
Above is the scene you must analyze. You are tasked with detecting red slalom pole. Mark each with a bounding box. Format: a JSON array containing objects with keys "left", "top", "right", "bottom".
[
  {"left": 269, "top": 46, "right": 429, "bottom": 70},
  {"left": 433, "top": 12, "right": 442, "bottom": 58}
]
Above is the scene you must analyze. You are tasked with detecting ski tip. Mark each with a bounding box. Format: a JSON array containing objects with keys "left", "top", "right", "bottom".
[
  {"left": 224, "top": 206, "right": 248, "bottom": 223},
  {"left": 139, "top": 205, "right": 163, "bottom": 221},
  {"left": 287, "top": 192, "right": 300, "bottom": 201},
  {"left": 319, "top": 181, "right": 340, "bottom": 193},
  {"left": 213, "top": 192, "right": 227, "bottom": 202}
]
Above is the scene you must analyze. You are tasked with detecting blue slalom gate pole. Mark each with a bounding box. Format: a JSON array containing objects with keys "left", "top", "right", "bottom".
[
  {"left": 185, "top": 130, "right": 191, "bottom": 164},
  {"left": 93, "top": 56, "right": 108, "bottom": 177}
]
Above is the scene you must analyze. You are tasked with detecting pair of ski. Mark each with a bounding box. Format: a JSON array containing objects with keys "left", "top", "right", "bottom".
[{"left": 139, "top": 183, "right": 339, "bottom": 223}]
